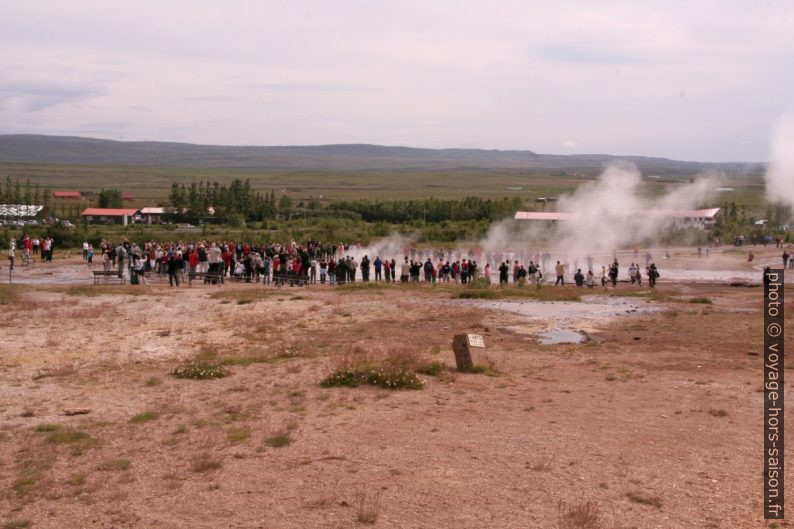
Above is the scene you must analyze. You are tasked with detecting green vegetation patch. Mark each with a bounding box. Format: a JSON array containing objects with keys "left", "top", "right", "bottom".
[{"left": 171, "top": 362, "right": 230, "bottom": 380}]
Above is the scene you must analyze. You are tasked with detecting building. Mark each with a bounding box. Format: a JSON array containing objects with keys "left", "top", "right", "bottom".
[
  {"left": 53, "top": 191, "right": 81, "bottom": 199},
  {"left": 140, "top": 207, "right": 165, "bottom": 224},
  {"left": 81, "top": 208, "right": 140, "bottom": 225},
  {"left": 514, "top": 208, "right": 720, "bottom": 230}
]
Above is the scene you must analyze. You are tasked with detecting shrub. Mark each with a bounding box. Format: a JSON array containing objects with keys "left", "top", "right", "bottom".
[
  {"left": 191, "top": 452, "right": 222, "bottom": 472},
  {"left": 321, "top": 367, "right": 423, "bottom": 390},
  {"left": 417, "top": 361, "right": 445, "bottom": 376},
  {"left": 264, "top": 432, "right": 293, "bottom": 448},
  {"left": 227, "top": 428, "right": 251, "bottom": 443},
  {"left": 457, "top": 289, "right": 498, "bottom": 299},
  {"left": 33, "top": 424, "right": 62, "bottom": 432},
  {"left": 171, "top": 362, "right": 230, "bottom": 380},
  {"left": 46, "top": 429, "right": 91, "bottom": 444}
]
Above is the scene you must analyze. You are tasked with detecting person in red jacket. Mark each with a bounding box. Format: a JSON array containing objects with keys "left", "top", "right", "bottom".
[{"left": 188, "top": 249, "right": 199, "bottom": 279}]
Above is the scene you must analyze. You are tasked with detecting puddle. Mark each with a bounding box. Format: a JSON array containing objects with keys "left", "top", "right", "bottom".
[
  {"left": 455, "top": 296, "right": 655, "bottom": 326},
  {"left": 537, "top": 329, "right": 586, "bottom": 345}
]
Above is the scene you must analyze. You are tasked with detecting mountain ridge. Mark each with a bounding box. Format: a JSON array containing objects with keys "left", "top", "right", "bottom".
[{"left": 0, "top": 134, "right": 764, "bottom": 175}]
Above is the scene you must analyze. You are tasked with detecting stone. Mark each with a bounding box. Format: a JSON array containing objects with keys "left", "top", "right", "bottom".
[{"left": 452, "top": 333, "right": 486, "bottom": 370}]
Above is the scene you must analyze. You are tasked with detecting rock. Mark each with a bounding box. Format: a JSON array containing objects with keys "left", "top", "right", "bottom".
[{"left": 63, "top": 408, "right": 91, "bottom": 416}]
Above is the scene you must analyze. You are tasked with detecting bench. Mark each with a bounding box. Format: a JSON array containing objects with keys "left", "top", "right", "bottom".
[{"left": 93, "top": 270, "right": 125, "bottom": 285}]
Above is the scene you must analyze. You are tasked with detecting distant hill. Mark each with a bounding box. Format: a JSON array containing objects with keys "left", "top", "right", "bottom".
[{"left": 0, "top": 134, "right": 765, "bottom": 176}]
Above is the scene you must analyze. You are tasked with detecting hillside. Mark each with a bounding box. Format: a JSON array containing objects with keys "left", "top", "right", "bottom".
[{"left": 0, "top": 134, "right": 764, "bottom": 176}]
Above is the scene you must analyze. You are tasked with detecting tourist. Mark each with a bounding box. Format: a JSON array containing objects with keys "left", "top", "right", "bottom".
[
  {"left": 555, "top": 260, "right": 565, "bottom": 286},
  {"left": 574, "top": 268, "right": 584, "bottom": 287},
  {"left": 168, "top": 251, "right": 183, "bottom": 287},
  {"left": 373, "top": 256, "right": 382, "bottom": 281},
  {"left": 7, "top": 239, "right": 15, "bottom": 270},
  {"left": 498, "top": 261, "right": 509, "bottom": 285},
  {"left": 648, "top": 263, "right": 660, "bottom": 288}
]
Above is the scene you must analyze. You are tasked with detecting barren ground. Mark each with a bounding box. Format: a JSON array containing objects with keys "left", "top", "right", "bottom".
[{"left": 0, "top": 247, "right": 792, "bottom": 529}]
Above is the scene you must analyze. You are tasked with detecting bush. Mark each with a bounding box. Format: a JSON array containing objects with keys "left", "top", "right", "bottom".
[
  {"left": 321, "top": 366, "right": 424, "bottom": 390},
  {"left": 417, "top": 361, "right": 445, "bottom": 376},
  {"left": 171, "top": 362, "right": 230, "bottom": 380}
]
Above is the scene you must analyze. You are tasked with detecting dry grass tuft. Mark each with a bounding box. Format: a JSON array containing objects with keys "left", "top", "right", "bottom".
[
  {"left": 191, "top": 452, "right": 222, "bottom": 473},
  {"left": 626, "top": 491, "right": 664, "bottom": 509},
  {"left": 557, "top": 497, "right": 601, "bottom": 529},
  {"left": 356, "top": 490, "right": 382, "bottom": 525}
]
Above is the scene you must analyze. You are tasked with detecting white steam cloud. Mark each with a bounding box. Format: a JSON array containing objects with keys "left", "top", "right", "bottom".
[
  {"left": 766, "top": 113, "right": 794, "bottom": 209},
  {"left": 553, "top": 161, "right": 720, "bottom": 255},
  {"left": 476, "top": 160, "right": 720, "bottom": 263}
]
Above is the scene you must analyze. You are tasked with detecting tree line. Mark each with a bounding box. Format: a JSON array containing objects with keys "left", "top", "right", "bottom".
[{"left": 327, "top": 196, "right": 525, "bottom": 223}]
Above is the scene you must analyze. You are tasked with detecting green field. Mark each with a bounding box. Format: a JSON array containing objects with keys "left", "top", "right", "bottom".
[{"left": 0, "top": 161, "right": 767, "bottom": 209}]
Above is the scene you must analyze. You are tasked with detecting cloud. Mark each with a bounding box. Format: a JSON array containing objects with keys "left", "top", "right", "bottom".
[
  {"left": 0, "top": 81, "right": 103, "bottom": 112},
  {"left": 534, "top": 45, "right": 654, "bottom": 64}
]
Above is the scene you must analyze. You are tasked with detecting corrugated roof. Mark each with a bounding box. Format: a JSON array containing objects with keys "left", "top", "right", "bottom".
[
  {"left": 514, "top": 208, "right": 720, "bottom": 221},
  {"left": 81, "top": 208, "right": 139, "bottom": 216},
  {"left": 514, "top": 211, "right": 576, "bottom": 221}
]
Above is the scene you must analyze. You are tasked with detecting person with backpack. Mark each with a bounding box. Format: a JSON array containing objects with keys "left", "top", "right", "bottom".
[
  {"left": 648, "top": 263, "right": 660, "bottom": 288},
  {"left": 574, "top": 268, "right": 585, "bottom": 287},
  {"left": 423, "top": 259, "right": 433, "bottom": 282}
]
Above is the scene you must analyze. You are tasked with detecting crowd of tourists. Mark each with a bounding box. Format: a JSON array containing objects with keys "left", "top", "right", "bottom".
[
  {"left": 80, "top": 238, "right": 670, "bottom": 289},
  {"left": 5, "top": 234, "right": 55, "bottom": 270}
]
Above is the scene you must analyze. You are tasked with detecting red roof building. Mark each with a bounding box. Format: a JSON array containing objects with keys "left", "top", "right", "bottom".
[
  {"left": 53, "top": 191, "right": 81, "bottom": 199},
  {"left": 81, "top": 208, "right": 140, "bottom": 225}
]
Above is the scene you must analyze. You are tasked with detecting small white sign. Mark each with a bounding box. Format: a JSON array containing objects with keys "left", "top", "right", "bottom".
[{"left": 467, "top": 334, "right": 485, "bottom": 348}]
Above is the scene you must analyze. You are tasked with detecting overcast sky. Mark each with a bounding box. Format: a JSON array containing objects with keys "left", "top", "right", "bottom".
[{"left": 1, "top": 0, "right": 792, "bottom": 162}]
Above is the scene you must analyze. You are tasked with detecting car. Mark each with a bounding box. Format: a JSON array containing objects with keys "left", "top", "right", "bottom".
[{"left": 60, "top": 220, "right": 75, "bottom": 228}]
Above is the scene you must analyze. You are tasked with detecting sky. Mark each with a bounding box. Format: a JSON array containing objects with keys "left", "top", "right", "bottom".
[{"left": 0, "top": 0, "right": 793, "bottom": 162}]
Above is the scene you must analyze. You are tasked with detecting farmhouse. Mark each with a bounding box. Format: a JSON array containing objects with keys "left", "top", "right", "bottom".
[
  {"left": 53, "top": 191, "right": 82, "bottom": 199},
  {"left": 81, "top": 208, "right": 140, "bottom": 225},
  {"left": 514, "top": 208, "right": 720, "bottom": 230},
  {"left": 140, "top": 207, "right": 165, "bottom": 224}
]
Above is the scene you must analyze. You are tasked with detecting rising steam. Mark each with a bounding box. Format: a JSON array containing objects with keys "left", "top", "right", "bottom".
[
  {"left": 552, "top": 161, "right": 720, "bottom": 255},
  {"left": 766, "top": 113, "right": 794, "bottom": 210}
]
